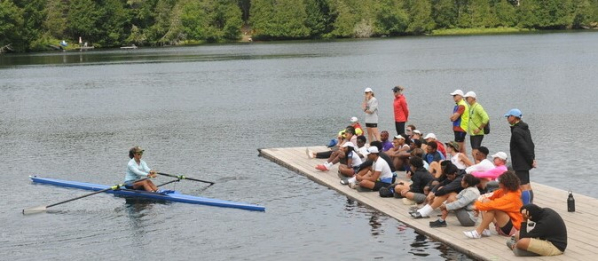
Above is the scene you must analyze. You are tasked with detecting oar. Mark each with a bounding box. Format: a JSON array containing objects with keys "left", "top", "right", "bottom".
[
  {"left": 157, "top": 172, "right": 215, "bottom": 185},
  {"left": 22, "top": 178, "right": 148, "bottom": 215}
]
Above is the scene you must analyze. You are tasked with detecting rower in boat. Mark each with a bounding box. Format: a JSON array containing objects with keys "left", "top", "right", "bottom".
[{"left": 125, "top": 146, "right": 159, "bottom": 192}]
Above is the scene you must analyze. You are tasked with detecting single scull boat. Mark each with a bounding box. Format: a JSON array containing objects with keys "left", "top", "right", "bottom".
[{"left": 30, "top": 176, "right": 265, "bottom": 212}]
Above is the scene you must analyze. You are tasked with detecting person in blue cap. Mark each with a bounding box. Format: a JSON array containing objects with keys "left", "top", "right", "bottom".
[{"left": 505, "top": 108, "right": 536, "bottom": 205}]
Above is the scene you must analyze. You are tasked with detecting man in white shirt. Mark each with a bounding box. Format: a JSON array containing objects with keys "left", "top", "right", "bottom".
[
  {"left": 465, "top": 146, "right": 495, "bottom": 174},
  {"left": 352, "top": 147, "right": 393, "bottom": 191}
]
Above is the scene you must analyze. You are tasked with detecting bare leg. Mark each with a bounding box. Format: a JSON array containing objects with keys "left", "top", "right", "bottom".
[
  {"left": 133, "top": 180, "right": 158, "bottom": 192},
  {"left": 371, "top": 127, "right": 380, "bottom": 142},
  {"left": 429, "top": 161, "right": 441, "bottom": 178},
  {"left": 471, "top": 148, "right": 479, "bottom": 164}
]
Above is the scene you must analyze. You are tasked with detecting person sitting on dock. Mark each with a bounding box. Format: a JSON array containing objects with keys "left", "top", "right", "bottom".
[
  {"left": 350, "top": 116, "right": 364, "bottom": 136},
  {"left": 464, "top": 171, "right": 523, "bottom": 239},
  {"left": 342, "top": 141, "right": 395, "bottom": 186},
  {"left": 430, "top": 174, "right": 481, "bottom": 227},
  {"left": 423, "top": 141, "right": 445, "bottom": 178},
  {"left": 393, "top": 157, "right": 435, "bottom": 205},
  {"left": 387, "top": 134, "right": 411, "bottom": 171},
  {"left": 445, "top": 141, "right": 472, "bottom": 170},
  {"left": 424, "top": 133, "right": 447, "bottom": 158},
  {"left": 337, "top": 142, "right": 363, "bottom": 178},
  {"left": 315, "top": 127, "right": 357, "bottom": 171},
  {"left": 380, "top": 130, "right": 394, "bottom": 151},
  {"left": 350, "top": 146, "right": 393, "bottom": 191},
  {"left": 507, "top": 204, "right": 567, "bottom": 256},
  {"left": 355, "top": 135, "right": 368, "bottom": 158},
  {"left": 465, "top": 146, "right": 494, "bottom": 174},
  {"left": 471, "top": 152, "right": 508, "bottom": 191},
  {"left": 411, "top": 162, "right": 464, "bottom": 218},
  {"left": 125, "top": 146, "right": 159, "bottom": 192}
]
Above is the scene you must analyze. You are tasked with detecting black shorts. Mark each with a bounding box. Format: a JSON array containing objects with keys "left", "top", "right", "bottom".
[
  {"left": 499, "top": 218, "right": 514, "bottom": 236},
  {"left": 470, "top": 135, "right": 484, "bottom": 149},
  {"left": 454, "top": 131, "right": 467, "bottom": 142},
  {"left": 515, "top": 170, "right": 530, "bottom": 185},
  {"left": 365, "top": 123, "right": 378, "bottom": 128},
  {"left": 373, "top": 181, "right": 392, "bottom": 191}
]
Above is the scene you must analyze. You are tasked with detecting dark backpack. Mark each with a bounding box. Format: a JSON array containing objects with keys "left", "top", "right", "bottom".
[
  {"left": 379, "top": 186, "right": 394, "bottom": 198},
  {"left": 484, "top": 120, "right": 490, "bottom": 134}
]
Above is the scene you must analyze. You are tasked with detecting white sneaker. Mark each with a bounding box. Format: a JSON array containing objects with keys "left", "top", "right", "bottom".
[
  {"left": 464, "top": 230, "right": 481, "bottom": 239},
  {"left": 482, "top": 229, "right": 492, "bottom": 237},
  {"left": 306, "top": 148, "right": 314, "bottom": 159},
  {"left": 323, "top": 162, "right": 331, "bottom": 170}
]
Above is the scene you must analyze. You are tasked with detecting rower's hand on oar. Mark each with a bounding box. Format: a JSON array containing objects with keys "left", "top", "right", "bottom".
[{"left": 149, "top": 170, "right": 158, "bottom": 178}]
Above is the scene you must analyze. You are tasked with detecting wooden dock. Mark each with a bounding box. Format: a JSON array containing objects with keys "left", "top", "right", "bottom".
[{"left": 259, "top": 146, "right": 596, "bottom": 261}]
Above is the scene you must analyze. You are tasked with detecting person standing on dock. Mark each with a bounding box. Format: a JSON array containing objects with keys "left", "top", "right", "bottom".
[
  {"left": 505, "top": 108, "right": 536, "bottom": 205},
  {"left": 449, "top": 89, "right": 469, "bottom": 155},
  {"left": 125, "top": 146, "right": 159, "bottom": 192},
  {"left": 392, "top": 86, "right": 409, "bottom": 135},
  {"left": 464, "top": 91, "right": 489, "bottom": 163},
  {"left": 362, "top": 88, "right": 380, "bottom": 142}
]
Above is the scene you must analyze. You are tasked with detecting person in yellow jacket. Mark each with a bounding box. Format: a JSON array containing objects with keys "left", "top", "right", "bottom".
[
  {"left": 464, "top": 91, "right": 489, "bottom": 162},
  {"left": 464, "top": 171, "right": 523, "bottom": 239}
]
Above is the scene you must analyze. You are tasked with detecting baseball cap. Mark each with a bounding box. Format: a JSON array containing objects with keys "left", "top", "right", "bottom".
[
  {"left": 367, "top": 146, "right": 379, "bottom": 154},
  {"left": 492, "top": 152, "right": 508, "bottom": 160},
  {"left": 341, "top": 142, "right": 355, "bottom": 148},
  {"left": 424, "top": 133, "right": 436, "bottom": 140},
  {"left": 350, "top": 116, "right": 358, "bottom": 123},
  {"left": 364, "top": 87, "right": 373, "bottom": 93},
  {"left": 464, "top": 91, "right": 477, "bottom": 98},
  {"left": 394, "top": 135, "right": 405, "bottom": 140},
  {"left": 413, "top": 129, "right": 422, "bottom": 135},
  {"left": 450, "top": 89, "right": 464, "bottom": 96},
  {"left": 445, "top": 141, "right": 460, "bottom": 151},
  {"left": 504, "top": 108, "right": 522, "bottom": 118}
]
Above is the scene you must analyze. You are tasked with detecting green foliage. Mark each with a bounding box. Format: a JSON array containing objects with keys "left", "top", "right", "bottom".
[
  {"left": 0, "top": 0, "right": 24, "bottom": 50},
  {"left": 3, "top": 0, "right": 598, "bottom": 52}
]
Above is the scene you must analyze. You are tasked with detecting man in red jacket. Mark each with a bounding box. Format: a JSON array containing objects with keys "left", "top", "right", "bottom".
[{"left": 392, "top": 86, "right": 409, "bottom": 135}]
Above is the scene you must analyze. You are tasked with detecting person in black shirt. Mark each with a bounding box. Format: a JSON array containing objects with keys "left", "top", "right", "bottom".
[{"left": 509, "top": 204, "right": 567, "bottom": 256}]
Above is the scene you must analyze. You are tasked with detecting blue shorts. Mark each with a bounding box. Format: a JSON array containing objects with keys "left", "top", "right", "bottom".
[{"left": 454, "top": 131, "right": 467, "bottom": 142}]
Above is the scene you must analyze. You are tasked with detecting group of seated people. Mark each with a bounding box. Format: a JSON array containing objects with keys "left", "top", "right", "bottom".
[{"left": 306, "top": 121, "right": 567, "bottom": 257}]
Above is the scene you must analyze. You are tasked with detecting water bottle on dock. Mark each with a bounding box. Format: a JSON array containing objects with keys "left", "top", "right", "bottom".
[{"left": 567, "top": 191, "right": 575, "bottom": 212}]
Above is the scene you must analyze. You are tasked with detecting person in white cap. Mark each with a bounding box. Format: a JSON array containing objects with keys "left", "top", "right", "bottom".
[
  {"left": 362, "top": 87, "right": 380, "bottom": 142},
  {"left": 392, "top": 86, "right": 409, "bottom": 135},
  {"left": 464, "top": 91, "right": 490, "bottom": 163},
  {"left": 471, "top": 152, "right": 509, "bottom": 190},
  {"left": 424, "top": 133, "right": 447, "bottom": 158},
  {"left": 349, "top": 116, "right": 364, "bottom": 136},
  {"left": 505, "top": 108, "right": 536, "bottom": 205},
  {"left": 450, "top": 89, "right": 469, "bottom": 155},
  {"left": 336, "top": 142, "right": 363, "bottom": 177}
]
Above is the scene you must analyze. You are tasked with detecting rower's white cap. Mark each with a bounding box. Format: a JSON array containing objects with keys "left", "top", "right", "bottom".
[
  {"left": 450, "top": 89, "right": 464, "bottom": 96},
  {"left": 350, "top": 116, "right": 358, "bottom": 123},
  {"left": 367, "top": 146, "right": 379, "bottom": 154},
  {"left": 464, "top": 91, "right": 477, "bottom": 98},
  {"left": 492, "top": 152, "right": 508, "bottom": 160},
  {"left": 424, "top": 133, "right": 436, "bottom": 140}
]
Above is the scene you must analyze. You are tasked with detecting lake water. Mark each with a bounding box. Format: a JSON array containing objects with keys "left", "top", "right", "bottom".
[{"left": 1, "top": 31, "right": 598, "bottom": 260}]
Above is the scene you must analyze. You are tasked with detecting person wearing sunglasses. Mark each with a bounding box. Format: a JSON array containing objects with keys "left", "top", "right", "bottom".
[{"left": 124, "top": 146, "right": 159, "bottom": 192}]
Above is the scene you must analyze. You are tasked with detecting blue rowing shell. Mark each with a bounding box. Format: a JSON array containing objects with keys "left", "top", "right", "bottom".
[{"left": 30, "top": 176, "right": 265, "bottom": 212}]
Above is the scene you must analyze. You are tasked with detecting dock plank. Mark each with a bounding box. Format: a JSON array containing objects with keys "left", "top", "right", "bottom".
[{"left": 259, "top": 146, "right": 595, "bottom": 260}]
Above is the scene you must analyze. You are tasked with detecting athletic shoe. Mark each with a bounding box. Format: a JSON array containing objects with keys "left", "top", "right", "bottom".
[
  {"left": 482, "top": 229, "right": 492, "bottom": 237},
  {"left": 408, "top": 208, "right": 419, "bottom": 215},
  {"left": 464, "top": 230, "right": 481, "bottom": 239},
  {"left": 315, "top": 165, "right": 327, "bottom": 171},
  {"left": 429, "top": 220, "right": 447, "bottom": 228},
  {"left": 340, "top": 179, "right": 348, "bottom": 185},
  {"left": 402, "top": 198, "right": 416, "bottom": 205},
  {"left": 306, "top": 148, "right": 314, "bottom": 159},
  {"left": 410, "top": 212, "right": 429, "bottom": 219},
  {"left": 506, "top": 237, "right": 516, "bottom": 250},
  {"left": 349, "top": 182, "right": 359, "bottom": 189}
]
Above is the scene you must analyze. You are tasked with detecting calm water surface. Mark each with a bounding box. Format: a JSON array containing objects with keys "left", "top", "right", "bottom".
[{"left": 1, "top": 32, "right": 597, "bottom": 260}]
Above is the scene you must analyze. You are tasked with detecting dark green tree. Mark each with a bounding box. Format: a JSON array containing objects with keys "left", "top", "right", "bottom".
[
  {"left": 374, "top": 0, "right": 409, "bottom": 36},
  {"left": 0, "top": 0, "right": 24, "bottom": 51}
]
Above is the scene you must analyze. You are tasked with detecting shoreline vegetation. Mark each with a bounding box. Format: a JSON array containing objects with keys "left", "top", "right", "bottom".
[{"left": 1, "top": 0, "right": 598, "bottom": 53}]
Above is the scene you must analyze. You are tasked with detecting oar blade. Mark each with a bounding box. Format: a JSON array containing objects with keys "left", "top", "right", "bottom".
[{"left": 22, "top": 206, "right": 47, "bottom": 215}]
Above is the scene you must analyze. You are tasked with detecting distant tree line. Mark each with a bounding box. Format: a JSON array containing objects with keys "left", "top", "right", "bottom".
[{"left": 1, "top": 0, "right": 597, "bottom": 52}]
